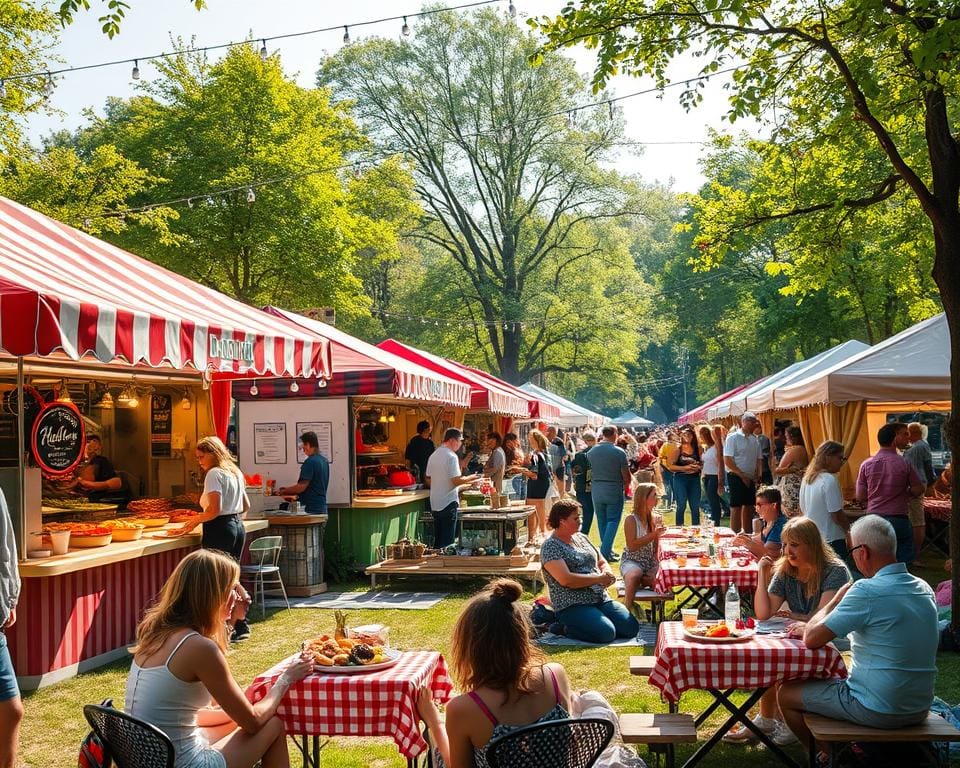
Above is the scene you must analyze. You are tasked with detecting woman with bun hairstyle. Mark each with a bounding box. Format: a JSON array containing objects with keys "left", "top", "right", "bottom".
[
  {"left": 416, "top": 578, "right": 572, "bottom": 768},
  {"left": 125, "top": 549, "right": 312, "bottom": 768}
]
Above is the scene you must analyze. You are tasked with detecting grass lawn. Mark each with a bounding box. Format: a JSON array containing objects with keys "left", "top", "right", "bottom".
[{"left": 19, "top": 506, "right": 960, "bottom": 767}]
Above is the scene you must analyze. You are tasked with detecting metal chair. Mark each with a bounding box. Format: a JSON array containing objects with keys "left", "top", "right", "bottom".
[
  {"left": 83, "top": 703, "right": 175, "bottom": 768},
  {"left": 486, "top": 717, "right": 614, "bottom": 768},
  {"left": 240, "top": 535, "right": 290, "bottom": 614}
]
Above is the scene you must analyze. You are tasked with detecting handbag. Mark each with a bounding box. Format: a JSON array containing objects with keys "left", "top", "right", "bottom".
[{"left": 78, "top": 698, "right": 112, "bottom": 768}]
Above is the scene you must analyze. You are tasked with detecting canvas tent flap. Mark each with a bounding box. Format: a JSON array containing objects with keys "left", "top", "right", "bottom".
[
  {"left": 519, "top": 382, "right": 605, "bottom": 427},
  {"left": 679, "top": 380, "right": 758, "bottom": 424},
  {"left": 0, "top": 197, "right": 330, "bottom": 378},
  {"left": 612, "top": 411, "right": 655, "bottom": 427},
  {"left": 774, "top": 314, "right": 949, "bottom": 408},
  {"left": 452, "top": 363, "right": 561, "bottom": 421}
]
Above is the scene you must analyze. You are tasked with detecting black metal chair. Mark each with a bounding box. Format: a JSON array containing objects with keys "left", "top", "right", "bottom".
[
  {"left": 83, "top": 703, "right": 175, "bottom": 768},
  {"left": 486, "top": 717, "right": 615, "bottom": 768}
]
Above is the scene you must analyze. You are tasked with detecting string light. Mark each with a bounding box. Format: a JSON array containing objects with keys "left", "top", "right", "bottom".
[
  {"left": 246, "top": 187, "right": 256, "bottom": 203},
  {"left": 402, "top": 16, "right": 410, "bottom": 35},
  {"left": 289, "top": 380, "right": 300, "bottom": 393},
  {"left": 508, "top": 1, "right": 516, "bottom": 17},
  {"left": 44, "top": 73, "right": 55, "bottom": 98},
  {"left": 0, "top": 81, "right": 6, "bottom": 100},
  {"left": 249, "top": 381, "right": 259, "bottom": 396},
  {"left": 343, "top": 26, "right": 351, "bottom": 45},
  {"left": 131, "top": 60, "right": 140, "bottom": 80},
  {"left": 259, "top": 40, "right": 268, "bottom": 61}
]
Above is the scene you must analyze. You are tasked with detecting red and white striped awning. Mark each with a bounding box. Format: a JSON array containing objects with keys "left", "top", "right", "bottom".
[{"left": 0, "top": 197, "right": 330, "bottom": 378}]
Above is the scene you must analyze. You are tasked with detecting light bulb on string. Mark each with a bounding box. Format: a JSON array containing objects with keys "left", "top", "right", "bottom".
[
  {"left": 249, "top": 381, "right": 259, "bottom": 397},
  {"left": 83, "top": 217, "right": 91, "bottom": 228},
  {"left": 206, "top": 195, "right": 215, "bottom": 205},
  {"left": 259, "top": 39, "right": 268, "bottom": 61},
  {"left": 343, "top": 26, "right": 350, "bottom": 45},
  {"left": 187, "top": 198, "right": 194, "bottom": 208},
  {"left": 246, "top": 187, "right": 256, "bottom": 203},
  {"left": 508, "top": 1, "right": 517, "bottom": 17},
  {"left": 43, "top": 73, "right": 54, "bottom": 100},
  {"left": 401, "top": 16, "right": 410, "bottom": 35},
  {"left": 290, "top": 380, "right": 300, "bottom": 394},
  {"left": 0, "top": 81, "right": 7, "bottom": 100},
  {"left": 131, "top": 60, "right": 140, "bottom": 80}
]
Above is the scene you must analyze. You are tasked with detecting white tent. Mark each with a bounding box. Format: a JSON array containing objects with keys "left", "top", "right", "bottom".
[
  {"left": 707, "top": 339, "right": 869, "bottom": 420},
  {"left": 773, "top": 313, "right": 949, "bottom": 408},
  {"left": 612, "top": 410, "right": 655, "bottom": 427},
  {"left": 519, "top": 382, "right": 605, "bottom": 427}
]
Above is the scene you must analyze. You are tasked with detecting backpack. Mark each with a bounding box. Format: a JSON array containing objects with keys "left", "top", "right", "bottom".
[{"left": 78, "top": 698, "right": 113, "bottom": 768}]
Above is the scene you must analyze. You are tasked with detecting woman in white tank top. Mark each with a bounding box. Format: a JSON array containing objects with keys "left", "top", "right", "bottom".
[{"left": 126, "top": 549, "right": 311, "bottom": 768}]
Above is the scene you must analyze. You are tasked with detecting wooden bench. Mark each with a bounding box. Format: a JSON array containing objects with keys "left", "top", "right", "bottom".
[
  {"left": 620, "top": 712, "right": 697, "bottom": 768},
  {"left": 628, "top": 655, "right": 658, "bottom": 677},
  {"left": 804, "top": 712, "right": 960, "bottom": 768},
  {"left": 616, "top": 583, "right": 670, "bottom": 623}
]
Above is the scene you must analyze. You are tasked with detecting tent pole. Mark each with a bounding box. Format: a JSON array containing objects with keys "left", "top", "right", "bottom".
[{"left": 16, "top": 357, "right": 26, "bottom": 557}]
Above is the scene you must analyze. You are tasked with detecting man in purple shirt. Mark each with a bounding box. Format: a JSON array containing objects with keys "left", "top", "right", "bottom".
[{"left": 855, "top": 422, "right": 925, "bottom": 563}]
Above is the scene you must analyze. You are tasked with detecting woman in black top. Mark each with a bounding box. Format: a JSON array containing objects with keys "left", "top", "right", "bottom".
[{"left": 518, "top": 430, "right": 551, "bottom": 544}]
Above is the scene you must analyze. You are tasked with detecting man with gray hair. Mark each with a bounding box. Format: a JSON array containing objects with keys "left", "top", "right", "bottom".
[{"left": 778, "top": 514, "right": 938, "bottom": 755}]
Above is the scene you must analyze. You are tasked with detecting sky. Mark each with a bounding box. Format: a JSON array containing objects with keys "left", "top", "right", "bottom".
[{"left": 24, "top": 0, "right": 758, "bottom": 193}]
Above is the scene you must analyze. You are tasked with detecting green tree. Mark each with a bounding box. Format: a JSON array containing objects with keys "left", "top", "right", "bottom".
[
  {"left": 320, "top": 8, "right": 653, "bottom": 383},
  {"left": 77, "top": 44, "right": 418, "bottom": 325},
  {"left": 536, "top": 0, "right": 960, "bottom": 630},
  {"left": 57, "top": 0, "right": 205, "bottom": 38}
]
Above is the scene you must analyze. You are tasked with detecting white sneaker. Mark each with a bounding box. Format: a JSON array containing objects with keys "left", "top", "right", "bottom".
[
  {"left": 770, "top": 721, "right": 799, "bottom": 746},
  {"left": 721, "top": 714, "right": 777, "bottom": 743}
]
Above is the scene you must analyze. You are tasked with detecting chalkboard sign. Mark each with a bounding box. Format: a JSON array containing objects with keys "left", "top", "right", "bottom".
[
  {"left": 151, "top": 393, "right": 172, "bottom": 457},
  {"left": 31, "top": 402, "right": 85, "bottom": 475}
]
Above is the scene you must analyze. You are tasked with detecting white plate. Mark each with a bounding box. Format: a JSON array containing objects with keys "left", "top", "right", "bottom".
[
  {"left": 683, "top": 625, "right": 757, "bottom": 643},
  {"left": 313, "top": 648, "right": 402, "bottom": 674}
]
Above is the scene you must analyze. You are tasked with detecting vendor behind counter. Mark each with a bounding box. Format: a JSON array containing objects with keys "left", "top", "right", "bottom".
[{"left": 58, "top": 435, "right": 131, "bottom": 506}]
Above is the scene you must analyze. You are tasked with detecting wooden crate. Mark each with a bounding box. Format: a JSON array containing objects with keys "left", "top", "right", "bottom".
[{"left": 441, "top": 555, "right": 529, "bottom": 568}]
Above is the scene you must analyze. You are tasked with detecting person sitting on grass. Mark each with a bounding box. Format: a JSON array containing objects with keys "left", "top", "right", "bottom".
[
  {"left": 777, "top": 515, "right": 939, "bottom": 766},
  {"left": 724, "top": 517, "right": 850, "bottom": 748},
  {"left": 540, "top": 499, "right": 639, "bottom": 643},
  {"left": 620, "top": 482, "right": 666, "bottom": 614},
  {"left": 732, "top": 486, "right": 786, "bottom": 560},
  {"left": 126, "top": 549, "right": 312, "bottom": 768},
  {"left": 416, "top": 578, "right": 573, "bottom": 768}
]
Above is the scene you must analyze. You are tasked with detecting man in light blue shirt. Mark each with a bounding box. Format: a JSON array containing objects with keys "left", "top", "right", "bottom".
[
  {"left": 587, "top": 425, "right": 631, "bottom": 561},
  {"left": 779, "top": 515, "right": 938, "bottom": 752}
]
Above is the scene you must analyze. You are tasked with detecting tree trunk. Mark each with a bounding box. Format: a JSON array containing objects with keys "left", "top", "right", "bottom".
[{"left": 931, "top": 225, "right": 960, "bottom": 635}]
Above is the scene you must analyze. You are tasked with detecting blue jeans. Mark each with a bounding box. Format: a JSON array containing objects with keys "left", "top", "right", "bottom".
[
  {"left": 576, "top": 489, "right": 595, "bottom": 536},
  {"left": 0, "top": 633, "right": 19, "bottom": 703},
  {"left": 592, "top": 482, "right": 625, "bottom": 559},
  {"left": 661, "top": 467, "right": 675, "bottom": 505},
  {"left": 432, "top": 502, "right": 459, "bottom": 549},
  {"left": 556, "top": 600, "right": 640, "bottom": 644},
  {"left": 673, "top": 472, "right": 701, "bottom": 526},
  {"left": 511, "top": 474, "right": 527, "bottom": 499},
  {"left": 703, "top": 475, "right": 722, "bottom": 525},
  {"left": 885, "top": 515, "right": 915, "bottom": 564}
]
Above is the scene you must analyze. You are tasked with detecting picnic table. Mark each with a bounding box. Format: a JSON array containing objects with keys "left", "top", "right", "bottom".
[
  {"left": 654, "top": 551, "right": 757, "bottom": 618},
  {"left": 924, "top": 497, "right": 951, "bottom": 523},
  {"left": 648, "top": 621, "right": 847, "bottom": 768},
  {"left": 661, "top": 526, "right": 737, "bottom": 540},
  {"left": 247, "top": 650, "right": 452, "bottom": 767}
]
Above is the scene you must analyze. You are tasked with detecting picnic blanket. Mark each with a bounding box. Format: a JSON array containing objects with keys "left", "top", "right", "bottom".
[
  {"left": 264, "top": 591, "right": 447, "bottom": 610},
  {"left": 537, "top": 622, "right": 659, "bottom": 647}
]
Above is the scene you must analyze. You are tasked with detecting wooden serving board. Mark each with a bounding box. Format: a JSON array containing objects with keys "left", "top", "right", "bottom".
[{"left": 441, "top": 555, "right": 529, "bottom": 568}]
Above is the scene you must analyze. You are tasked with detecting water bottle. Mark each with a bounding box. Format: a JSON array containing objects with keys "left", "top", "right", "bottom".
[{"left": 724, "top": 581, "right": 740, "bottom": 627}]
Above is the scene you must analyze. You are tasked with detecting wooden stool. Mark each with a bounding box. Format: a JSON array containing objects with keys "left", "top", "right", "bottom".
[{"left": 620, "top": 712, "right": 697, "bottom": 768}]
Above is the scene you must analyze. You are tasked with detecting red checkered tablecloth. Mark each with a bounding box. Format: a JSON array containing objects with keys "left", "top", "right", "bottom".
[
  {"left": 649, "top": 621, "right": 847, "bottom": 703},
  {"left": 924, "top": 498, "right": 952, "bottom": 523},
  {"left": 654, "top": 556, "right": 758, "bottom": 593},
  {"left": 246, "top": 651, "right": 453, "bottom": 759},
  {"left": 662, "top": 526, "right": 736, "bottom": 539}
]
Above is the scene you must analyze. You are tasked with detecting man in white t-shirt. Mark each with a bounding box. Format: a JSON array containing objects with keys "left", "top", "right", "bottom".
[
  {"left": 723, "top": 412, "right": 762, "bottom": 533},
  {"left": 799, "top": 441, "right": 852, "bottom": 562},
  {"left": 425, "top": 428, "right": 479, "bottom": 549}
]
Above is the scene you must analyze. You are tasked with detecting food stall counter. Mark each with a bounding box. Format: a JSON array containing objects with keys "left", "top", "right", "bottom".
[
  {"left": 18, "top": 519, "right": 268, "bottom": 578},
  {"left": 348, "top": 489, "right": 430, "bottom": 509},
  {"left": 327, "top": 491, "right": 429, "bottom": 567}
]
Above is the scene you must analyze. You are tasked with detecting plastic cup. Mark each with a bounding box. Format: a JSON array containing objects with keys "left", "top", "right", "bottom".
[
  {"left": 676, "top": 553, "right": 688, "bottom": 567},
  {"left": 752, "top": 517, "right": 763, "bottom": 535},
  {"left": 50, "top": 530, "right": 70, "bottom": 555},
  {"left": 682, "top": 608, "right": 699, "bottom": 629}
]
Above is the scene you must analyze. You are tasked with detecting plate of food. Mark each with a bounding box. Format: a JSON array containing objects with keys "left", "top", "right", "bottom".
[
  {"left": 683, "top": 622, "right": 757, "bottom": 643},
  {"left": 303, "top": 634, "right": 400, "bottom": 673},
  {"left": 65, "top": 527, "right": 114, "bottom": 548},
  {"left": 101, "top": 519, "right": 146, "bottom": 541},
  {"left": 150, "top": 528, "right": 190, "bottom": 539}
]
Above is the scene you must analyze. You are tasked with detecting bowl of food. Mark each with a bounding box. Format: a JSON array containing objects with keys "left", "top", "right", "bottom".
[
  {"left": 101, "top": 519, "right": 146, "bottom": 541},
  {"left": 67, "top": 526, "right": 114, "bottom": 548},
  {"left": 129, "top": 515, "right": 170, "bottom": 528}
]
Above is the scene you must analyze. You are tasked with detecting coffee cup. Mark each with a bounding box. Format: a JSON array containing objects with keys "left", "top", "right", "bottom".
[{"left": 50, "top": 530, "right": 71, "bottom": 555}]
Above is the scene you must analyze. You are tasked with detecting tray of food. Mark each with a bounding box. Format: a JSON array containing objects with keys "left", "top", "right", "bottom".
[
  {"left": 168, "top": 508, "right": 202, "bottom": 524},
  {"left": 683, "top": 621, "right": 756, "bottom": 643},
  {"left": 43, "top": 500, "right": 118, "bottom": 513},
  {"left": 64, "top": 526, "right": 114, "bottom": 548},
  {"left": 101, "top": 519, "right": 146, "bottom": 541},
  {"left": 128, "top": 515, "right": 170, "bottom": 528},
  {"left": 127, "top": 498, "right": 174, "bottom": 515},
  {"left": 355, "top": 489, "right": 406, "bottom": 497}
]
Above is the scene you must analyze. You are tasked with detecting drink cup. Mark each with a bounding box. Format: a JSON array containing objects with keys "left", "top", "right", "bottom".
[
  {"left": 676, "top": 553, "right": 688, "bottom": 567},
  {"left": 50, "top": 530, "right": 70, "bottom": 555},
  {"left": 752, "top": 517, "right": 763, "bottom": 535},
  {"left": 682, "top": 608, "right": 699, "bottom": 629}
]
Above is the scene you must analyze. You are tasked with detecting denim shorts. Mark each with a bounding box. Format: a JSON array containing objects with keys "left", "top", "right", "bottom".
[
  {"left": 801, "top": 679, "right": 928, "bottom": 729},
  {"left": 0, "top": 632, "right": 20, "bottom": 703}
]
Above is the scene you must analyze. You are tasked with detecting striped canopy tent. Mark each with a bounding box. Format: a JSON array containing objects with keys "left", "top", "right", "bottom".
[
  {"left": 678, "top": 380, "right": 758, "bottom": 424},
  {"left": 0, "top": 197, "right": 330, "bottom": 380},
  {"left": 377, "top": 340, "right": 530, "bottom": 426},
  {"left": 449, "top": 363, "right": 562, "bottom": 423},
  {"left": 231, "top": 307, "right": 472, "bottom": 408},
  {"left": 519, "top": 381, "right": 605, "bottom": 427}
]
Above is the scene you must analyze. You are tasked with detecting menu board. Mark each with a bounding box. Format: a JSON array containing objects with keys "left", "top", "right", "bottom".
[
  {"left": 253, "top": 422, "right": 287, "bottom": 464},
  {"left": 31, "top": 402, "right": 86, "bottom": 475},
  {"left": 151, "top": 393, "right": 173, "bottom": 457}
]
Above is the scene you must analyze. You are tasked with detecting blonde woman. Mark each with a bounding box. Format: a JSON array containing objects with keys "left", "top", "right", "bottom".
[
  {"left": 178, "top": 436, "right": 252, "bottom": 641},
  {"left": 621, "top": 483, "right": 666, "bottom": 610},
  {"left": 799, "top": 441, "right": 851, "bottom": 561},
  {"left": 725, "top": 517, "right": 849, "bottom": 746},
  {"left": 517, "top": 430, "right": 551, "bottom": 543},
  {"left": 125, "top": 549, "right": 312, "bottom": 768}
]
